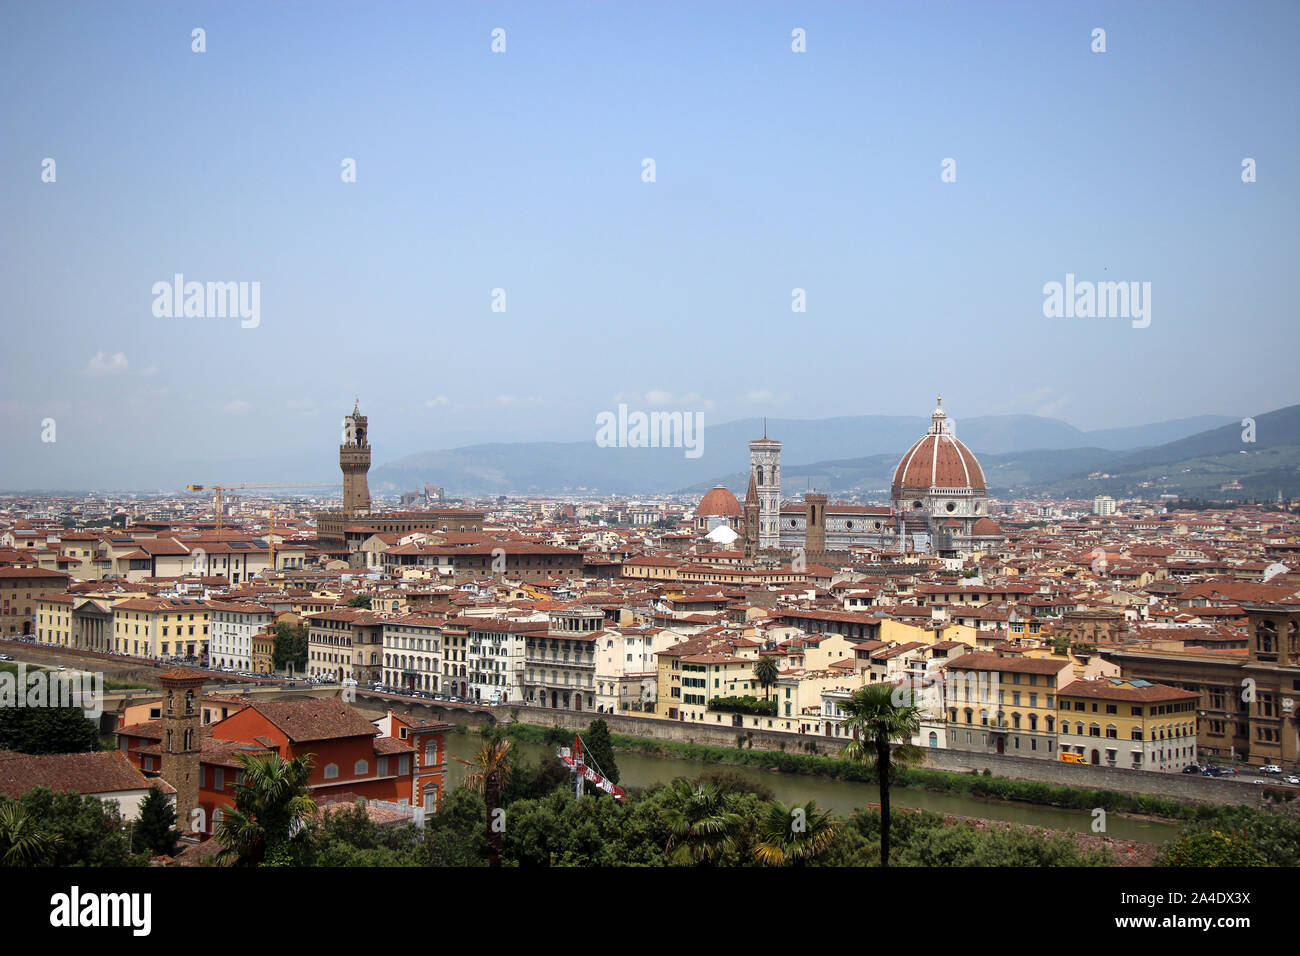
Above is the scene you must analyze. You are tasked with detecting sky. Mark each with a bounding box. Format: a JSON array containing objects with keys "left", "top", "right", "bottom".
[{"left": 2, "top": 1, "right": 1298, "bottom": 490}]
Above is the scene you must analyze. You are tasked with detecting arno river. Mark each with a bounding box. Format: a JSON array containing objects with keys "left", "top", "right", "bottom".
[{"left": 444, "top": 734, "right": 1184, "bottom": 844}]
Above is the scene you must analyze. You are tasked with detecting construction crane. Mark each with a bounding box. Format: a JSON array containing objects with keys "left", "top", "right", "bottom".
[
  {"left": 557, "top": 734, "right": 626, "bottom": 801},
  {"left": 185, "top": 482, "right": 338, "bottom": 532}
]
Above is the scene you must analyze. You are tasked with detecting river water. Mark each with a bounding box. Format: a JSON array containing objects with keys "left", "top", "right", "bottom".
[{"left": 444, "top": 734, "right": 1183, "bottom": 844}]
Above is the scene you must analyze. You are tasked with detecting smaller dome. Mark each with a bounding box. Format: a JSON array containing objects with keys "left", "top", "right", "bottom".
[
  {"left": 705, "top": 524, "right": 740, "bottom": 545},
  {"left": 972, "top": 518, "right": 1003, "bottom": 537},
  {"left": 697, "top": 485, "right": 741, "bottom": 518}
]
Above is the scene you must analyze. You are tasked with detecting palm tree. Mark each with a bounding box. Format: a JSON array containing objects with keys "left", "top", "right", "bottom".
[
  {"left": 661, "top": 778, "right": 744, "bottom": 866},
  {"left": 215, "top": 751, "right": 317, "bottom": 866},
  {"left": 456, "top": 736, "right": 513, "bottom": 867},
  {"left": 838, "top": 683, "right": 924, "bottom": 867},
  {"left": 754, "top": 799, "right": 837, "bottom": 866},
  {"left": 0, "top": 802, "right": 61, "bottom": 866},
  {"left": 752, "top": 655, "right": 780, "bottom": 702}
]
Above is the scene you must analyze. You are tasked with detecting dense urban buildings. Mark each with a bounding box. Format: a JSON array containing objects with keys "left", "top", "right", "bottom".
[{"left": 5, "top": 399, "right": 1299, "bottom": 775}]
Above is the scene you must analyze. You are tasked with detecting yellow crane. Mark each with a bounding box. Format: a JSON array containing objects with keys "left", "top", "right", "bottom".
[{"left": 185, "top": 482, "right": 338, "bottom": 532}]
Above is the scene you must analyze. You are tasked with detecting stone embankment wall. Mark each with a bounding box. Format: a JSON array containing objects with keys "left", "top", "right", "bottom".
[{"left": 489, "top": 705, "right": 1273, "bottom": 809}]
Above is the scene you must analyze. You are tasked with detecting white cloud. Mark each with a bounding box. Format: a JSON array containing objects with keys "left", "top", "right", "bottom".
[
  {"left": 426, "top": 395, "right": 451, "bottom": 407},
  {"left": 645, "top": 390, "right": 673, "bottom": 406},
  {"left": 679, "top": 392, "right": 715, "bottom": 412},
  {"left": 746, "top": 390, "right": 774, "bottom": 402},
  {"left": 224, "top": 400, "right": 251, "bottom": 414},
  {"left": 495, "top": 395, "right": 542, "bottom": 406},
  {"left": 86, "top": 352, "right": 129, "bottom": 375},
  {"left": 139, "top": 365, "right": 158, "bottom": 377}
]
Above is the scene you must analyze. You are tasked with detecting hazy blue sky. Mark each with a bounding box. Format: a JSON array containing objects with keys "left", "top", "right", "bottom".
[{"left": 2, "top": 1, "right": 1297, "bottom": 489}]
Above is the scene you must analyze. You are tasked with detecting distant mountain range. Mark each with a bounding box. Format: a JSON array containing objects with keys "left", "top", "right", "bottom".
[{"left": 368, "top": 410, "right": 1290, "bottom": 498}]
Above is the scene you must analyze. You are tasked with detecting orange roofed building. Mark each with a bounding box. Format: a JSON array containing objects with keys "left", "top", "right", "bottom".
[{"left": 114, "top": 687, "right": 452, "bottom": 837}]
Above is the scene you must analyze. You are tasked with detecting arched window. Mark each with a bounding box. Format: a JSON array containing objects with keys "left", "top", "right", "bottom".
[
  {"left": 1046, "top": 715, "right": 1054, "bottom": 733},
  {"left": 354, "top": 760, "right": 368, "bottom": 776},
  {"left": 1259, "top": 618, "right": 1278, "bottom": 653},
  {"left": 1028, "top": 713, "right": 1038, "bottom": 731},
  {"left": 324, "top": 763, "right": 339, "bottom": 779}
]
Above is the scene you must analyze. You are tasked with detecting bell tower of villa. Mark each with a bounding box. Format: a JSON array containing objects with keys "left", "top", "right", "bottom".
[{"left": 158, "top": 667, "right": 205, "bottom": 837}]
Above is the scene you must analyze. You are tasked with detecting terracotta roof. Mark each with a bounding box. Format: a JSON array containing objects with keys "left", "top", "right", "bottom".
[
  {"left": 944, "top": 651, "right": 1073, "bottom": 675},
  {"left": 1058, "top": 678, "right": 1199, "bottom": 703},
  {"left": 236, "top": 699, "right": 379, "bottom": 743},
  {"left": 0, "top": 749, "right": 172, "bottom": 798}
]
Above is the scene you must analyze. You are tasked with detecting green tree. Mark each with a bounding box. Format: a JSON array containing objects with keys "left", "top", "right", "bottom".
[
  {"left": 838, "top": 683, "right": 924, "bottom": 867},
  {"left": 0, "top": 706, "right": 101, "bottom": 754},
  {"left": 131, "top": 784, "right": 180, "bottom": 857},
  {"left": 8, "top": 788, "right": 140, "bottom": 866},
  {"left": 0, "top": 801, "right": 62, "bottom": 866},
  {"left": 754, "top": 800, "right": 837, "bottom": 866},
  {"left": 1159, "top": 829, "right": 1269, "bottom": 867},
  {"left": 417, "top": 788, "right": 488, "bottom": 867},
  {"left": 346, "top": 595, "right": 372, "bottom": 609},
  {"left": 309, "top": 802, "right": 422, "bottom": 867},
  {"left": 456, "top": 737, "right": 513, "bottom": 867},
  {"left": 271, "top": 622, "right": 309, "bottom": 672},
  {"left": 215, "top": 751, "right": 317, "bottom": 866},
  {"left": 660, "top": 778, "right": 744, "bottom": 866},
  {"left": 752, "top": 655, "right": 780, "bottom": 702},
  {"left": 581, "top": 719, "right": 619, "bottom": 787}
]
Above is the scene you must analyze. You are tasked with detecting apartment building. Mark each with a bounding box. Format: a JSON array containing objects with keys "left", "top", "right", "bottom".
[
  {"left": 381, "top": 616, "right": 444, "bottom": 693},
  {"left": 208, "top": 600, "right": 274, "bottom": 671},
  {"left": 1057, "top": 678, "right": 1199, "bottom": 771},
  {"left": 942, "top": 652, "right": 1074, "bottom": 760},
  {"left": 0, "top": 567, "right": 70, "bottom": 636},
  {"left": 111, "top": 597, "right": 211, "bottom": 660},
  {"left": 520, "top": 609, "right": 599, "bottom": 711}
]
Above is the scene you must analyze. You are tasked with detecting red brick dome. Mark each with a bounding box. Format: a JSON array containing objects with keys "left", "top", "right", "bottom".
[
  {"left": 891, "top": 398, "right": 986, "bottom": 495},
  {"left": 697, "top": 485, "right": 742, "bottom": 518},
  {"left": 972, "top": 517, "right": 1003, "bottom": 536}
]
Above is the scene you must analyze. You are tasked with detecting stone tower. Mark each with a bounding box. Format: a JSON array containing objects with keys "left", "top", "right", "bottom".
[
  {"left": 742, "top": 471, "right": 759, "bottom": 562},
  {"left": 341, "top": 398, "right": 371, "bottom": 515},
  {"left": 804, "top": 492, "right": 827, "bottom": 557},
  {"left": 157, "top": 667, "right": 205, "bottom": 837},
  {"left": 749, "top": 425, "right": 781, "bottom": 549}
]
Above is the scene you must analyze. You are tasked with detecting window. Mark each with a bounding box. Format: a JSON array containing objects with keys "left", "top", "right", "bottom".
[
  {"left": 354, "top": 760, "right": 368, "bottom": 776},
  {"left": 324, "top": 763, "right": 339, "bottom": 779}
]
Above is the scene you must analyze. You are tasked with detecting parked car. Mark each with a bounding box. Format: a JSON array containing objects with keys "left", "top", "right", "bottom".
[
  {"left": 0, "top": 654, "right": 10, "bottom": 661},
  {"left": 1262, "top": 765, "right": 1283, "bottom": 774},
  {"left": 1283, "top": 775, "right": 1300, "bottom": 785},
  {"left": 1182, "top": 765, "right": 1202, "bottom": 774}
]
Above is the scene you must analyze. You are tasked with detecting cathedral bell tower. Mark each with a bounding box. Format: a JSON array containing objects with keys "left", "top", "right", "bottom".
[
  {"left": 341, "top": 398, "right": 371, "bottom": 515},
  {"left": 749, "top": 422, "right": 781, "bottom": 549}
]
